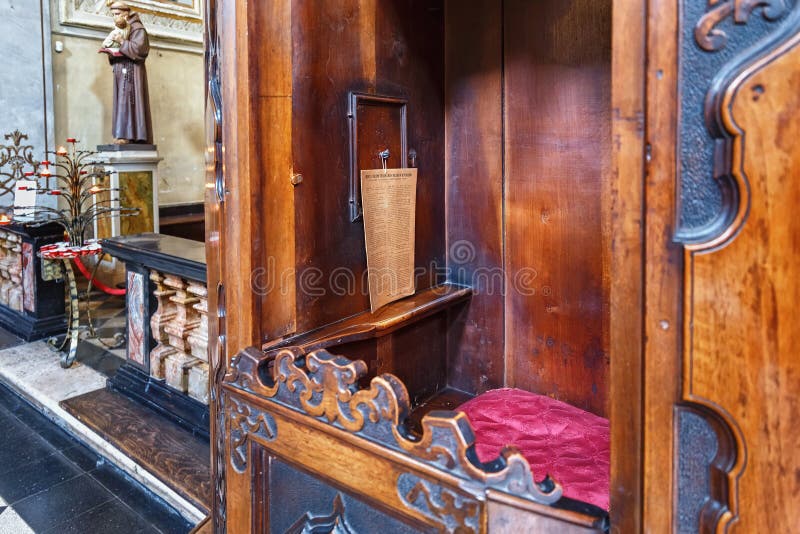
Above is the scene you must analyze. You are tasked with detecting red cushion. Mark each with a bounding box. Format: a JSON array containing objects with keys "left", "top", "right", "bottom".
[{"left": 458, "top": 388, "right": 609, "bottom": 510}]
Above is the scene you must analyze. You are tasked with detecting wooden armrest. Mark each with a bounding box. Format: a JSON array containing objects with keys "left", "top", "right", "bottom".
[{"left": 262, "top": 283, "right": 471, "bottom": 354}]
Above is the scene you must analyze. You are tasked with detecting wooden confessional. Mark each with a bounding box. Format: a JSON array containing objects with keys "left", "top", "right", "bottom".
[{"left": 203, "top": 0, "right": 800, "bottom": 532}]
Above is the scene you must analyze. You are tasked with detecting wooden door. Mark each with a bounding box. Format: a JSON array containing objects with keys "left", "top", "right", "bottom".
[{"left": 643, "top": 1, "right": 800, "bottom": 532}]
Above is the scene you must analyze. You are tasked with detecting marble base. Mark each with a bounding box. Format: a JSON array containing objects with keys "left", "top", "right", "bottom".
[
  {"left": 0, "top": 342, "right": 205, "bottom": 523},
  {"left": 187, "top": 362, "right": 209, "bottom": 404},
  {"left": 97, "top": 144, "right": 158, "bottom": 152}
]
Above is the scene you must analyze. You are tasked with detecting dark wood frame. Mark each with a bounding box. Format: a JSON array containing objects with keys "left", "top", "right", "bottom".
[{"left": 347, "top": 92, "right": 408, "bottom": 222}]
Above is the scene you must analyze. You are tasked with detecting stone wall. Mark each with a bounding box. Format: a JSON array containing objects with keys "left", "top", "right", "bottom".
[{"left": 0, "top": 0, "right": 55, "bottom": 207}]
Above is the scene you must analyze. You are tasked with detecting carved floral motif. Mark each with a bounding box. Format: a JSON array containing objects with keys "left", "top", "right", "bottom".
[{"left": 695, "top": 0, "right": 788, "bottom": 51}]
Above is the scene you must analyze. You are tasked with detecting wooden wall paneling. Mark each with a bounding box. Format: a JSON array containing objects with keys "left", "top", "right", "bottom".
[
  {"left": 291, "top": 0, "right": 445, "bottom": 334},
  {"left": 503, "top": 0, "right": 612, "bottom": 417},
  {"left": 683, "top": 24, "right": 800, "bottom": 532},
  {"left": 211, "top": 0, "right": 296, "bottom": 529},
  {"left": 642, "top": 0, "right": 682, "bottom": 532},
  {"left": 252, "top": 0, "right": 296, "bottom": 342},
  {"left": 374, "top": 0, "right": 446, "bottom": 294},
  {"left": 443, "top": 0, "right": 505, "bottom": 394},
  {"left": 608, "top": 0, "right": 646, "bottom": 530}
]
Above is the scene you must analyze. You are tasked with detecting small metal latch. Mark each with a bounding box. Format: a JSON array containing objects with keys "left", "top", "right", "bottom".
[{"left": 291, "top": 173, "right": 303, "bottom": 186}]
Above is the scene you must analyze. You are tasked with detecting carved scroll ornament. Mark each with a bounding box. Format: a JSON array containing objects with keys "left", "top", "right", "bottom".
[
  {"left": 695, "top": 0, "right": 788, "bottom": 51},
  {"left": 224, "top": 347, "right": 563, "bottom": 506},
  {"left": 0, "top": 130, "right": 38, "bottom": 197}
]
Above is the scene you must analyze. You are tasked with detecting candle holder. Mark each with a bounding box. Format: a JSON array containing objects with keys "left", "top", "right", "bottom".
[{"left": 16, "top": 138, "right": 139, "bottom": 246}]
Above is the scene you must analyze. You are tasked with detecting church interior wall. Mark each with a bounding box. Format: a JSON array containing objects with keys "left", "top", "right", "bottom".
[
  {"left": 0, "top": 0, "right": 55, "bottom": 209},
  {"left": 50, "top": 32, "right": 205, "bottom": 206}
]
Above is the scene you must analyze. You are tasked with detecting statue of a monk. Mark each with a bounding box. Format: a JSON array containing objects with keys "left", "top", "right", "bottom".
[{"left": 102, "top": 1, "right": 153, "bottom": 144}]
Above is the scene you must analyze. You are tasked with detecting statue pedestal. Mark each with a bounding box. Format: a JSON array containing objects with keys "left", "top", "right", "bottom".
[{"left": 92, "top": 146, "right": 162, "bottom": 239}]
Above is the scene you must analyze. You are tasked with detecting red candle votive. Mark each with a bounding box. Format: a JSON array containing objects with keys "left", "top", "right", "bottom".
[{"left": 66, "top": 138, "right": 77, "bottom": 143}]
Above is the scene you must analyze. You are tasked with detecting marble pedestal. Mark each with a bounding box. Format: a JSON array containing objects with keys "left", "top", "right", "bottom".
[
  {"left": 92, "top": 146, "right": 162, "bottom": 239},
  {"left": 102, "top": 233, "right": 209, "bottom": 438},
  {"left": 0, "top": 221, "right": 66, "bottom": 340}
]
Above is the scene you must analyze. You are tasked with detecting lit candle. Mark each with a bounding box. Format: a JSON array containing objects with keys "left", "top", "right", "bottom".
[
  {"left": 0, "top": 215, "right": 11, "bottom": 225},
  {"left": 56, "top": 146, "right": 67, "bottom": 156},
  {"left": 89, "top": 185, "right": 102, "bottom": 194},
  {"left": 40, "top": 171, "right": 51, "bottom": 177}
]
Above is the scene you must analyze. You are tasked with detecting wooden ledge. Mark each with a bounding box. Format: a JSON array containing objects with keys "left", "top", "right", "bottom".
[{"left": 262, "top": 283, "right": 472, "bottom": 354}]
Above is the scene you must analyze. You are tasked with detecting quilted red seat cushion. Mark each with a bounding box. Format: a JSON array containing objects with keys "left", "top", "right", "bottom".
[{"left": 458, "top": 388, "right": 609, "bottom": 510}]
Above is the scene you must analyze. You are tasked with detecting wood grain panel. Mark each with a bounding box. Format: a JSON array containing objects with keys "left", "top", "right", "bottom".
[
  {"left": 687, "top": 39, "right": 800, "bottom": 532},
  {"left": 608, "top": 0, "right": 646, "bottom": 530},
  {"left": 642, "top": 0, "right": 682, "bottom": 531},
  {"left": 252, "top": 0, "right": 297, "bottom": 341},
  {"left": 61, "top": 389, "right": 211, "bottom": 512},
  {"left": 503, "top": 0, "right": 611, "bottom": 416},
  {"left": 444, "top": 0, "right": 505, "bottom": 395},
  {"left": 291, "top": 0, "right": 445, "bottom": 334}
]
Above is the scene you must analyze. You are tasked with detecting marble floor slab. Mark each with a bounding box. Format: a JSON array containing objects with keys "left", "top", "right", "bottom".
[{"left": 0, "top": 342, "right": 205, "bottom": 524}]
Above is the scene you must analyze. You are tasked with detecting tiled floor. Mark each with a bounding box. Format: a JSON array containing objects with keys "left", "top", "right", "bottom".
[{"left": 0, "top": 376, "right": 194, "bottom": 533}]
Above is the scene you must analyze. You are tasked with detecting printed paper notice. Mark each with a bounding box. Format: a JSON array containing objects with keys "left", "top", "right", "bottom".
[
  {"left": 361, "top": 168, "right": 417, "bottom": 312},
  {"left": 14, "top": 180, "right": 37, "bottom": 217}
]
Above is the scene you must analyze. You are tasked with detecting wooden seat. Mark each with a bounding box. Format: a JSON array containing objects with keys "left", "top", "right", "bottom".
[{"left": 460, "top": 388, "right": 610, "bottom": 511}]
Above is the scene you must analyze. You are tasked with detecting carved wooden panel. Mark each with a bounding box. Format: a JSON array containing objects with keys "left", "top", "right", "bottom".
[
  {"left": 262, "top": 455, "right": 424, "bottom": 534},
  {"left": 682, "top": 16, "right": 800, "bottom": 532}
]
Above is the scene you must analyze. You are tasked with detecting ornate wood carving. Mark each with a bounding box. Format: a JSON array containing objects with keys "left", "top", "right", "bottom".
[
  {"left": 228, "top": 395, "right": 277, "bottom": 473},
  {"left": 397, "top": 473, "right": 480, "bottom": 533},
  {"left": 695, "top": 0, "right": 788, "bottom": 52},
  {"left": 286, "top": 494, "right": 354, "bottom": 534},
  {"left": 225, "top": 347, "right": 563, "bottom": 506}
]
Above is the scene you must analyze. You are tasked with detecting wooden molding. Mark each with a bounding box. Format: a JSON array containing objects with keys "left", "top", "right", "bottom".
[{"left": 681, "top": 5, "right": 800, "bottom": 531}]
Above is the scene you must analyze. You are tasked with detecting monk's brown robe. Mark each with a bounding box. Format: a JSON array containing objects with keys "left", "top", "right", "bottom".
[{"left": 110, "top": 13, "right": 152, "bottom": 143}]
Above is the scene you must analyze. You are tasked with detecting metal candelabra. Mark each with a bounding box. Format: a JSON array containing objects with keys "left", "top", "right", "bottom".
[{"left": 16, "top": 138, "right": 139, "bottom": 245}]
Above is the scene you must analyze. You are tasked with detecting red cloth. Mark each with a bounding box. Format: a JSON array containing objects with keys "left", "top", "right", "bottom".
[{"left": 458, "top": 388, "right": 609, "bottom": 510}]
